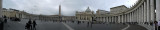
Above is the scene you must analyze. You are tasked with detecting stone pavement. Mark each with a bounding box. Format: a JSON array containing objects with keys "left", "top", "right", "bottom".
[{"left": 3, "top": 19, "right": 148, "bottom": 30}]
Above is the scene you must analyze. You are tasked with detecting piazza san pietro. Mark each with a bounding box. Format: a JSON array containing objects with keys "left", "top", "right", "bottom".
[{"left": 0, "top": 0, "right": 160, "bottom": 30}]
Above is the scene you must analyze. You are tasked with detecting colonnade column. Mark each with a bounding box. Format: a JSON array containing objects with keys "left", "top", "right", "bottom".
[
  {"left": 122, "top": 15, "right": 124, "bottom": 23},
  {"left": 142, "top": 5, "right": 144, "bottom": 23},
  {"left": 135, "top": 10, "right": 137, "bottom": 22},
  {"left": 106, "top": 17, "right": 108, "bottom": 22},
  {"left": 133, "top": 11, "right": 136, "bottom": 22},
  {"left": 156, "top": 0, "right": 160, "bottom": 21},
  {"left": 0, "top": 0, "right": 2, "bottom": 18},
  {"left": 132, "top": 12, "right": 134, "bottom": 22},
  {"left": 147, "top": 0, "right": 150, "bottom": 22},
  {"left": 118, "top": 16, "right": 120, "bottom": 23},
  {"left": 150, "top": 0, "right": 155, "bottom": 22},
  {"left": 138, "top": 8, "right": 140, "bottom": 23},
  {"left": 114, "top": 16, "right": 116, "bottom": 22},
  {"left": 140, "top": 6, "right": 143, "bottom": 23},
  {"left": 144, "top": 2, "right": 147, "bottom": 22},
  {"left": 115, "top": 16, "right": 117, "bottom": 23},
  {"left": 112, "top": 16, "right": 114, "bottom": 22},
  {"left": 130, "top": 13, "right": 131, "bottom": 22},
  {"left": 108, "top": 17, "right": 111, "bottom": 22},
  {"left": 103, "top": 17, "right": 105, "bottom": 22},
  {"left": 124, "top": 14, "right": 126, "bottom": 23},
  {"left": 128, "top": 14, "right": 130, "bottom": 22},
  {"left": 127, "top": 14, "right": 129, "bottom": 22},
  {"left": 140, "top": 6, "right": 142, "bottom": 23}
]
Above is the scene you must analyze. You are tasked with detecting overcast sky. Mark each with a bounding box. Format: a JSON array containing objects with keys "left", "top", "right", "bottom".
[{"left": 3, "top": 0, "right": 138, "bottom": 16}]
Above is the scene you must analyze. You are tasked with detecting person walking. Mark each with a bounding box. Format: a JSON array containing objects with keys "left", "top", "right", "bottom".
[
  {"left": 28, "top": 19, "right": 32, "bottom": 30},
  {"left": 25, "top": 20, "right": 32, "bottom": 30},
  {"left": 3, "top": 16, "right": 7, "bottom": 23},
  {"left": 158, "top": 20, "right": 160, "bottom": 30},
  {"left": 32, "top": 20, "right": 37, "bottom": 30},
  {"left": 25, "top": 23, "right": 31, "bottom": 30}
]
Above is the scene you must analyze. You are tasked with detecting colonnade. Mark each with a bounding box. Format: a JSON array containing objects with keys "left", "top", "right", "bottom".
[
  {"left": 117, "top": 0, "right": 156, "bottom": 23},
  {"left": 96, "top": 0, "right": 159, "bottom": 24}
]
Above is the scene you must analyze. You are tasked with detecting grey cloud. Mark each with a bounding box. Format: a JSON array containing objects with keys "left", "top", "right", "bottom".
[{"left": 3, "top": 0, "right": 137, "bottom": 16}]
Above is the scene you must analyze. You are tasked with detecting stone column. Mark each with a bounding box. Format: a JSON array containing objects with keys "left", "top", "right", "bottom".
[
  {"left": 0, "top": 0, "right": 2, "bottom": 18},
  {"left": 125, "top": 14, "right": 127, "bottom": 22},
  {"left": 124, "top": 14, "right": 126, "bottom": 22},
  {"left": 130, "top": 13, "right": 131, "bottom": 22},
  {"left": 156, "top": 0, "right": 160, "bottom": 21},
  {"left": 118, "top": 16, "right": 120, "bottom": 23},
  {"left": 142, "top": 5, "right": 144, "bottom": 23},
  {"left": 144, "top": 2, "right": 147, "bottom": 22},
  {"left": 126, "top": 13, "right": 129, "bottom": 22},
  {"left": 112, "top": 16, "right": 114, "bottom": 22},
  {"left": 147, "top": 0, "right": 150, "bottom": 22},
  {"left": 139, "top": 7, "right": 141, "bottom": 23},
  {"left": 106, "top": 17, "right": 108, "bottom": 22},
  {"left": 104, "top": 17, "right": 105, "bottom": 22},
  {"left": 116, "top": 16, "right": 117, "bottom": 22},
  {"left": 135, "top": 10, "right": 137, "bottom": 22},
  {"left": 150, "top": 0, "right": 155, "bottom": 22},
  {"left": 128, "top": 13, "right": 129, "bottom": 22},
  {"left": 140, "top": 6, "right": 143, "bottom": 23},
  {"left": 134, "top": 11, "right": 136, "bottom": 22},
  {"left": 114, "top": 16, "right": 116, "bottom": 23},
  {"left": 136, "top": 9, "right": 138, "bottom": 22},
  {"left": 132, "top": 12, "right": 133, "bottom": 22},
  {"left": 137, "top": 8, "right": 139, "bottom": 23},
  {"left": 109, "top": 17, "right": 112, "bottom": 22},
  {"left": 122, "top": 15, "right": 124, "bottom": 23},
  {"left": 109, "top": 17, "right": 111, "bottom": 22},
  {"left": 128, "top": 14, "right": 129, "bottom": 22}
]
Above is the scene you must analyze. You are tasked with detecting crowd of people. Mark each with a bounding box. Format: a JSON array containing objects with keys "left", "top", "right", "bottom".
[{"left": 25, "top": 19, "right": 37, "bottom": 30}]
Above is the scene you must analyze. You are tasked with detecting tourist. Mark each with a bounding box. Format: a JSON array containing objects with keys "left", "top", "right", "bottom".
[
  {"left": 25, "top": 23, "right": 31, "bottom": 30},
  {"left": 32, "top": 20, "right": 37, "bottom": 30}
]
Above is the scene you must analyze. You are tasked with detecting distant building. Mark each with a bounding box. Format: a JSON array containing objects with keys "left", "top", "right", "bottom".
[
  {"left": 110, "top": 5, "right": 128, "bottom": 14},
  {"left": 62, "top": 16, "right": 75, "bottom": 20},
  {"left": 96, "top": 9, "right": 109, "bottom": 15},
  {"left": 2, "top": 8, "right": 23, "bottom": 18}
]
